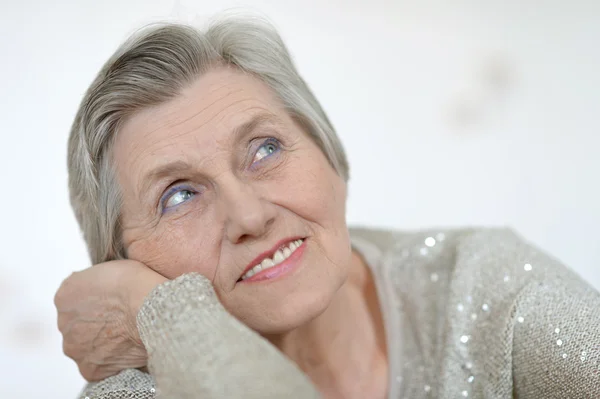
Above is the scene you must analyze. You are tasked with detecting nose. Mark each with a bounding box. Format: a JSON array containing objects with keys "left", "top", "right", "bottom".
[{"left": 219, "top": 177, "right": 276, "bottom": 244}]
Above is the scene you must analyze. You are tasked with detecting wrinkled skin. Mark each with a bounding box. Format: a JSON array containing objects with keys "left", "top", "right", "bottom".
[
  {"left": 56, "top": 65, "right": 354, "bottom": 381},
  {"left": 113, "top": 66, "right": 352, "bottom": 334},
  {"left": 54, "top": 260, "right": 166, "bottom": 381}
]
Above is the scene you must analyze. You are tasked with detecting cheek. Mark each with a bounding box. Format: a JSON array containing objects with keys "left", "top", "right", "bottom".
[
  {"left": 126, "top": 220, "right": 219, "bottom": 280},
  {"left": 272, "top": 148, "right": 351, "bottom": 264},
  {"left": 282, "top": 153, "right": 347, "bottom": 226}
]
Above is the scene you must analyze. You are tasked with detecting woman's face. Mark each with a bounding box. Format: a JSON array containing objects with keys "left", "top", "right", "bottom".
[{"left": 113, "top": 66, "right": 351, "bottom": 334}]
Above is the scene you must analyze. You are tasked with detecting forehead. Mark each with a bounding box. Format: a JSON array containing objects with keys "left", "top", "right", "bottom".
[
  {"left": 116, "top": 67, "right": 282, "bottom": 156},
  {"left": 112, "top": 67, "right": 286, "bottom": 192}
]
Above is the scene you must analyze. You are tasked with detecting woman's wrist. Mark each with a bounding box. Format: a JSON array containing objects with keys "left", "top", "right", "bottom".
[{"left": 136, "top": 273, "right": 221, "bottom": 350}]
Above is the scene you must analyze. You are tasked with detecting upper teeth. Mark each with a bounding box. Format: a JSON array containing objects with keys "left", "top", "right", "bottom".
[{"left": 241, "top": 239, "right": 304, "bottom": 281}]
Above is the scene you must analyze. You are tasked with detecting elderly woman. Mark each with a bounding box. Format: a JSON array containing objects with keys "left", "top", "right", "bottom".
[{"left": 55, "top": 14, "right": 600, "bottom": 399}]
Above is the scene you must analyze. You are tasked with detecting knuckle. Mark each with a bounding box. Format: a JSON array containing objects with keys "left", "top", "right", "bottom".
[
  {"left": 54, "top": 272, "right": 79, "bottom": 305},
  {"left": 53, "top": 289, "right": 64, "bottom": 308},
  {"left": 80, "top": 357, "right": 106, "bottom": 382},
  {"left": 54, "top": 275, "right": 75, "bottom": 307},
  {"left": 79, "top": 363, "right": 94, "bottom": 381},
  {"left": 62, "top": 340, "right": 77, "bottom": 358},
  {"left": 56, "top": 313, "right": 69, "bottom": 333}
]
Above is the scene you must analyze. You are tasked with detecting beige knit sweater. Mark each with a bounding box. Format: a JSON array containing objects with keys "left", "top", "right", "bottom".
[{"left": 80, "top": 227, "right": 600, "bottom": 398}]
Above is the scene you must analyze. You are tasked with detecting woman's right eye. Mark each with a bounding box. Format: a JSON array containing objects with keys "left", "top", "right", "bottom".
[
  {"left": 161, "top": 188, "right": 196, "bottom": 211},
  {"left": 252, "top": 138, "right": 281, "bottom": 165}
]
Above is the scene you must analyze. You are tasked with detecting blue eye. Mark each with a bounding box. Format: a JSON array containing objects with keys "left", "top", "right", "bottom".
[
  {"left": 253, "top": 138, "right": 280, "bottom": 164},
  {"left": 161, "top": 187, "right": 195, "bottom": 211}
]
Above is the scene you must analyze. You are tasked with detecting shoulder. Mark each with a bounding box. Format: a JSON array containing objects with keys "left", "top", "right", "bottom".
[
  {"left": 349, "top": 225, "right": 492, "bottom": 278},
  {"left": 351, "top": 225, "right": 594, "bottom": 299},
  {"left": 350, "top": 224, "right": 526, "bottom": 250},
  {"left": 80, "top": 369, "right": 156, "bottom": 399},
  {"left": 349, "top": 225, "right": 596, "bottom": 339},
  {"left": 349, "top": 225, "right": 575, "bottom": 281},
  {"left": 352, "top": 226, "right": 600, "bottom": 396}
]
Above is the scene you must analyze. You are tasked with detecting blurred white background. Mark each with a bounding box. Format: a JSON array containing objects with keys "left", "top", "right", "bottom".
[{"left": 0, "top": 0, "right": 599, "bottom": 397}]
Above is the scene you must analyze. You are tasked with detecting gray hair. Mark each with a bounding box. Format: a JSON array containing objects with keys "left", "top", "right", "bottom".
[{"left": 68, "top": 13, "right": 349, "bottom": 264}]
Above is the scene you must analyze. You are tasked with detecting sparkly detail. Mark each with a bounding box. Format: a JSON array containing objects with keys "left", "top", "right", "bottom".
[
  {"left": 557, "top": 339, "right": 563, "bottom": 346},
  {"left": 460, "top": 335, "right": 470, "bottom": 344},
  {"left": 524, "top": 263, "right": 533, "bottom": 271},
  {"left": 482, "top": 303, "right": 490, "bottom": 312},
  {"left": 425, "top": 237, "right": 436, "bottom": 247},
  {"left": 555, "top": 328, "right": 560, "bottom": 334},
  {"left": 79, "top": 369, "right": 154, "bottom": 398},
  {"left": 79, "top": 228, "right": 600, "bottom": 398},
  {"left": 503, "top": 275, "right": 510, "bottom": 282},
  {"left": 83, "top": 273, "right": 321, "bottom": 398},
  {"left": 563, "top": 353, "right": 568, "bottom": 359},
  {"left": 430, "top": 273, "right": 439, "bottom": 282},
  {"left": 462, "top": 390, "right": 469, "bottom": 397},
  {"left": 517, "top": 316, "right": 525, "bottom": 323},
  {"left": 457, "top": 303, "right": 464, "bottom": 312}
]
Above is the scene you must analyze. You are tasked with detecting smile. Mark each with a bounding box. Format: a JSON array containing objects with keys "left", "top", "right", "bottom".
[{"left": 239, "top": 238, "right": 306, "bottom": 282}]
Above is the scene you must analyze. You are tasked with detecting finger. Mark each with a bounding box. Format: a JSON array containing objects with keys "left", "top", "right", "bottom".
[
  {"left": 80, "top": 354, "right": 111, "bottom": 382},
  {"left": 56, "top": 310, "right": 75, "bottom": 333},
  {"left": 54, "top": 272, "right": 78, "bottom": 303},
  {"left": 63, "top": 338, "right": 83, "bottom": 361},
  {"left": 79, "top": 361, "right": 101, "bottom": 382}
]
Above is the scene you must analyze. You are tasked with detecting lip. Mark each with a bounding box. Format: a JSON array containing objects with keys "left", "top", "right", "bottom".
[{"left": 238, "top": 236, "right": 305, "bottom": 281}]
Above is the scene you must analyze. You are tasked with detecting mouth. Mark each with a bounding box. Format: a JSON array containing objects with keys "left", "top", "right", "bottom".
[{"left": 237, "top": 237, "right": 306, "bottom": 282}]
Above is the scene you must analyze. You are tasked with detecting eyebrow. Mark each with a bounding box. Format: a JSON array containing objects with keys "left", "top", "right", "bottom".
[{"left": 136, "top": 112, "right": 283, "bottom": 202}]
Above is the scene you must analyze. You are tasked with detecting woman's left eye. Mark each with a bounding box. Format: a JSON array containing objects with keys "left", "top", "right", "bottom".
[{"left": 252, "top": 139, "right": 281, "bottom": 164}]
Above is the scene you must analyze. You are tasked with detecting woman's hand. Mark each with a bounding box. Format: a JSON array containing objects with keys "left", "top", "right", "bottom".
[{"left": 54, "top": 260, "right": 168, "bottom": 381}]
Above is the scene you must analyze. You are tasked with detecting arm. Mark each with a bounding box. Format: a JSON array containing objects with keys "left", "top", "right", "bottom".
[
  {"left": 511, "top": 273, "right": 600, "bottom": 397},
  {"left": 56, "top": 262, "right": 319, "bottom": 399},
  {"left": 448, "top": 229, "right": 600, "bottom": 398},
  {"left": 137, "top": 273, "right": 320, "bottom": 399}
]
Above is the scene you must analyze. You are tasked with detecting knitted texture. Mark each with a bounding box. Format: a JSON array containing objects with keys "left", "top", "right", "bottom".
[{"left": 80, "top": 227, "right": 600, "bottom": 398}]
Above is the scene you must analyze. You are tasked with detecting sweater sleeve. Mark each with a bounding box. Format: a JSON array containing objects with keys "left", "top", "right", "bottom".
[
  {"left": 77, "top": 273, "right": 320, "bottom": 399},
  {"left": 135, "top": 273, "right": 321, "bottom": 399},
  {"left": 442, "top": 228, "right": 600, "bottom": 398},
  {"left": 510, "top": 268, "right": 600, "bottom": 397}
]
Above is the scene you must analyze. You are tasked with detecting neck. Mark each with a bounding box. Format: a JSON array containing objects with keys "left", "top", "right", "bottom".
[{"left": 264, "top": 250, "right": 388, "bottom": 399}]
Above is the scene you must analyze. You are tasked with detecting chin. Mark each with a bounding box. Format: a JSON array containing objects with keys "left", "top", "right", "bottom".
[
  {"left": 229, "top": 234, "right": 353, "bottom": 334},
  {"left": 240, "top": 272, "right": 347, "bottom": 335}
]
